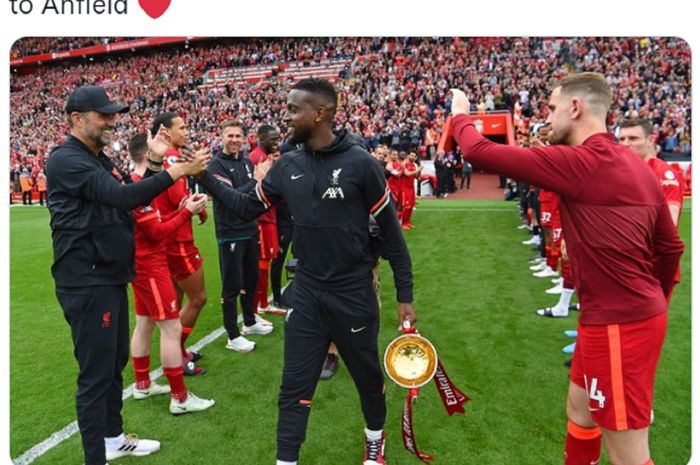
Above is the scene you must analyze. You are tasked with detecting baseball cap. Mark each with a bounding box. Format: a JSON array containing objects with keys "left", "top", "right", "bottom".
[{"left": 65, "top": 85, "right": 130, "bottom": 114}]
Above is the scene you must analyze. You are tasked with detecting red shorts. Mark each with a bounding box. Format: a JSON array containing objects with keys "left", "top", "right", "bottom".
[
  {"left": 551, "top": 221, "right": 563, "bottom": 247},
  {"left": 258, "top": 223, "right": 280, "bottom": 260},
  {"left": 166, "top": 241, "right": 203, "bottom": 281},
  {"left": 132, "top": 267, "right": 180, "bottom": 321},
  {"left": 540, "top": 209, "right": 554, "bottom": 227},
  {"left": 570, "top": 312, "right": 667, "bottom": 430}
]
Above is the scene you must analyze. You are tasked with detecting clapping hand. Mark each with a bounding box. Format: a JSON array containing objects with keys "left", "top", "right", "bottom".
[
  {"left": 184, "top": 194, "right": 208, "bottom": 214},
  {"left": 254, "top": 159, "right": 272, "bottom": 181},
  {"left": 147, "top": 125, "right": 170, "bottom": 160}
]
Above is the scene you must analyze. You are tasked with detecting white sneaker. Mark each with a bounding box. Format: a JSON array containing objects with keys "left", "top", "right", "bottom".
[
  {"left": 533, "top": 266, "right": 559, "bottom": 278},
  {"left": 133, "top": 383, "right": 171, "bottom": 400},
  {"left": 242, "top": 321, "right": 274, "bottom": 336},
  {"left": 545, "top": 284, "right": 564, "bottom": 294},
  {"left": 226, "top": 336, "right": 256, "bottom": 352},
  {"left": 169, "top": 392, "right": 215, "bottom": 415},
  {"left": 237, "top": 313, "right": 273, "bottom": 326},
  {"left": 529, "top": 262, "right": 547, "bottom": 271},
  {"left": 551, "top": 277, "right": 563, "bottom": 284},
  {"left": 255, "top": 313, "right": 274, "bottom": 326},
  {"left": 105, "top": 434, "right": 160, "bottom": 460},
  {"left": 522, "top": 236, "right": 540, "bottom": 245}
]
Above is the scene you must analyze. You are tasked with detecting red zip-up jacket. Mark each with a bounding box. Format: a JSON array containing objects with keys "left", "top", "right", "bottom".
[{"left": 453, "top": 115, "right": 683, "bottom": 325}]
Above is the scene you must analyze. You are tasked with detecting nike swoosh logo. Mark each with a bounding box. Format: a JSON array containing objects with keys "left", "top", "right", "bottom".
[
  {"left": 229, "top": 168, "right": 235, "bottom": 172},
  {"left": 291, "top": 174, "right": 304, "bottom": 180},
  {"left": 351, "top": 326, "right": 366, "bottom": 333}
]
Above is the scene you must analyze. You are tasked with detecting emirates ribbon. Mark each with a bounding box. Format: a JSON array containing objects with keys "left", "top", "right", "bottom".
[
  {"left": 399, "top": 326, "right": 470, "bottom": 463},
  {"left": 433, "top": 358, "right": 469, "bottom": 416},
  {"left": 401, "top": 388, "right": 436, "bottom": 464}
]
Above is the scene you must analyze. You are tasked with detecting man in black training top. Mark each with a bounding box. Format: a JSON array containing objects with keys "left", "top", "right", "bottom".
[{"left": 199, "top": 78, "right": 416, "bottom": 465}]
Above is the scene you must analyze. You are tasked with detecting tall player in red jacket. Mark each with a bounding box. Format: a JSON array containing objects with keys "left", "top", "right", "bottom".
[
  {"left": 150, "top": 113, "right": 208, "bottom": 376},
  {"left": 127, "top": 134, "right": 214, "bottom": 415},
  {"left": 618, "top": 118, "right": 684, "bottom": 299},
  {"left": 450, "top": 73, "right": 683, "bottom": 465},
  {"left": 248, "top": 125, "right": 285, "bottom": 316}
]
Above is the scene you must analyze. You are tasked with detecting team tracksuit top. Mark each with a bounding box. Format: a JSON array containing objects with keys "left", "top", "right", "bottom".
[
  {"left": 206, "top": 148, "right": 258, "bottom": 242},
  {"left": 46, "top": 135, "right": 175, "bottom": 287},
  {"left": 452, "top": 115, "right": 684, "bottom": 325},
  {"left": 200, "top": 130, "right": 413, "bottom": 303}
]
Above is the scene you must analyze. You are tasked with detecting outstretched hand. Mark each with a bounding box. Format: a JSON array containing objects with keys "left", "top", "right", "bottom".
[{"left": 450, "top": 88, "right": 470, "bottom": 116}]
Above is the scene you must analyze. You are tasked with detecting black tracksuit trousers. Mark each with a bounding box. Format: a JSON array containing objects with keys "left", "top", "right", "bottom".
[
  {"left": 56, "top": 285, "right": 129, "bottom": 465},
  {"left": 218, "top": 237, "right": 259, "bottom": 339},
  {"left": 276, "top": 278, "right": 386, "bottom": 461}
]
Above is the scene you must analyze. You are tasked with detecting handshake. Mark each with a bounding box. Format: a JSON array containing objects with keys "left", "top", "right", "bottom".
[{"left": 147, "top": 124, "right": 211, "bottom": 179}]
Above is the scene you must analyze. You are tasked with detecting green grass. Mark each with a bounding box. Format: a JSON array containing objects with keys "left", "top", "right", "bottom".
[{"left": 9, "top": 199, "right": 691, "bottom": 465}]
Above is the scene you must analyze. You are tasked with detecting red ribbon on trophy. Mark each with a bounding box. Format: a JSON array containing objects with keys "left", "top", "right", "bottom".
[{"left": 384, "top": 323, "right": 469, "bottom": 463}]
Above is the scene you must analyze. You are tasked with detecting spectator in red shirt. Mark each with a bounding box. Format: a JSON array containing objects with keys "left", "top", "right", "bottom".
[{"left": 450, "top": 73, "right": 683, "bottom": 465}]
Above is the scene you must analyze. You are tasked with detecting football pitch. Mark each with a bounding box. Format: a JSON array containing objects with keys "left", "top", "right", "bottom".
[{"left": 9, "top": 199, "right": 691, "bottom": 465}]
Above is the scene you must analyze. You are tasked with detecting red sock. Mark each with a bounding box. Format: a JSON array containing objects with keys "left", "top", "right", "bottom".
[
  {"left": 404, "top": 206, "right": 414, "bottom": 225},
  {"left": 163, "top": 366, "right": 188, "bottom": 402},
  {"left": 565, "top": 420, "right": 601, "bottom": 465},
  {"left": 181, "top": 325, "right": 193, "bottom": 359},
  {"left": 256, "top": 260, "right": 270, "bottom": 310},
  {"left": 132, "top": 355, "right": 151, "bottom": 390}
]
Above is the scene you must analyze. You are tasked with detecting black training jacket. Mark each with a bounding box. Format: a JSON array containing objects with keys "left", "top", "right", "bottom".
[
  {"left": 46, "top": 136, "right": 174, "bottom": 288},
  {"left": 200, "top": 130, "right": 413, "bottom": 302},
  {"left": 206, "top": 148, "right": 258, "bottom": 242}
]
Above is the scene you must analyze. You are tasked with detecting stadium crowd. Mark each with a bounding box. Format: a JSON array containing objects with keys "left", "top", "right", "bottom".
[{"left": 10, "top": 36, "right": 691, "bottom": 200}]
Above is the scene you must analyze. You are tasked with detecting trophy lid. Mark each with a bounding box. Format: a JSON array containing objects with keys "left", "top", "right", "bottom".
[{"left": 384, "top": 332, "right": 438, "bottom": 389}]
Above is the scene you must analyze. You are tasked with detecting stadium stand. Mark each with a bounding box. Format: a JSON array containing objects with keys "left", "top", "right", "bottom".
[{"left": 9, "top": 37, "right": 691, "bottom": 202}]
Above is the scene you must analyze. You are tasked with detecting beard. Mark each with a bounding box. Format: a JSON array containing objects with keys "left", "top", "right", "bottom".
[
  {"left": 548, "top": 126, "right": 569, "bottom": 146},
  {"left": 288, "top": 126, "right": 311, "bottom": 145}
]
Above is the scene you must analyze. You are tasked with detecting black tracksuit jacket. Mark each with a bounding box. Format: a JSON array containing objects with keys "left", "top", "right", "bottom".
[
  {"left": 200, "top": 130, "right": 413, "bottom": 302},
  {"left": 46, "top": 136, "right": 175, "bottom": 288},
  {"left": 206, "top": 148, "right": 258, "bottom": 242}
]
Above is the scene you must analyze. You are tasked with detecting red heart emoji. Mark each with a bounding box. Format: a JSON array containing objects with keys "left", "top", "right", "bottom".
[{"left": 139, "top": 0, "right": 171, "bottom": 19}]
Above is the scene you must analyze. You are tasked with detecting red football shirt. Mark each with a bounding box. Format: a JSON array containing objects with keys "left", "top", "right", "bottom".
[
  {"left": 453, "top": 115, "right": 684, "bottom": 325},
  {"left": 154, "top": 149, "right": 194, "bottom": 243},
  {"left": 131, "top": 172, "right": 194, "bottom": 272},
  {"left": 248, "top": 146, "right": 276, "bottom": 225},
  {"left": 647, "top": 157, "right": 683, "bottom": 212}
]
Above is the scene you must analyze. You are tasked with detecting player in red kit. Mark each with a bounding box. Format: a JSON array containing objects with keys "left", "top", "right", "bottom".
[
  {"left": 400, "top": 151, "right": 421, "bottom": 229},
  {"left": 248, "top": 125, "right": 285, "bottom": 316},
  {"left": 618, "top": 118, "right": 684, "bottom": 299},
  {"left": 450, "top": 73, "right": 683, "bottom": 465},
  {"left": 385, "top": 149, "right": 403, "bottom": 212},
  {"left": 150, "top": 113, "right": 208, "bottom": 376},
  {"left": 127, "top": 133, "right": 215, "bottom": 415}
]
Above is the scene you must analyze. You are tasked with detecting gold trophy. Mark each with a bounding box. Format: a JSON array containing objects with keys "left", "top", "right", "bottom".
[
  {"left": 384, "top": 328, "right": 438, "bottom": 389},
  {"left": 384, "top": 321, "right": 468, "bottom": 463}
]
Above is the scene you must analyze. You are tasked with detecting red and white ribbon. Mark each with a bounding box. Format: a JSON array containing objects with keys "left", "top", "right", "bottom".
[{"left": 399, "top": 325, "right": 469, "bottom": 463}]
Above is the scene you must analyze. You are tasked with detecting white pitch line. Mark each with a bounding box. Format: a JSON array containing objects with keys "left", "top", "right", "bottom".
[{"left": 12, "top": 326, "right": 228, "bottom": 465}]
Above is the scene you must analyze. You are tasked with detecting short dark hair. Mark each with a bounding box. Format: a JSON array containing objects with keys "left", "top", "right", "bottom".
[
  {"left": 257, "top": 124, "right": 276, "bottom": 136},
  {"left": 128, "top": 133, "right": 148, "bottom": 163},
  {"left": 220, "top": 119, "right": 245, "bottom": 134},
  {"left": 292, "top": 78, "right": 338, "bottom": 114},
  {"left": 556, "top": 72, "right": 612, "bottom": 115},
  {"left": 150, "top": 112, "right": 179, "bottom": 137},
  {"left": 619, "top": 118, "right": 653, "bottom": 137}
]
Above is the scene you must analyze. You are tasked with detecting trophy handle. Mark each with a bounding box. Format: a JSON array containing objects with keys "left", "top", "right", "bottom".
[{"left": 402, "top": 320, "right": 416, "bottom": 334}]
